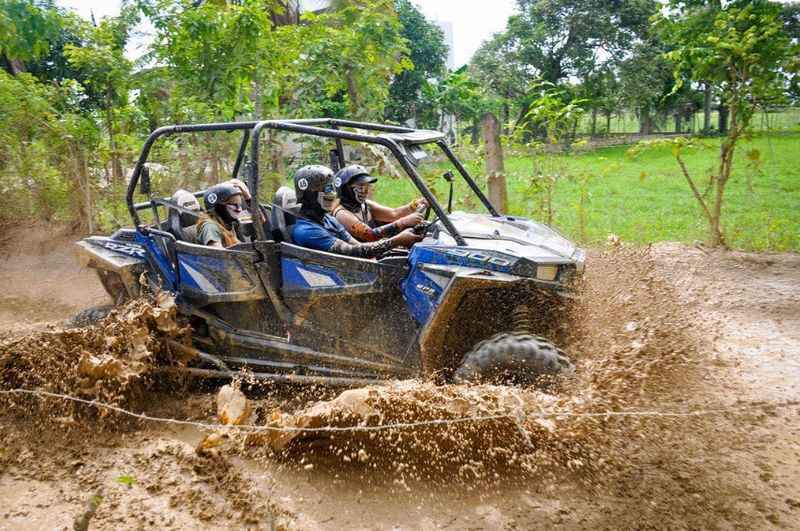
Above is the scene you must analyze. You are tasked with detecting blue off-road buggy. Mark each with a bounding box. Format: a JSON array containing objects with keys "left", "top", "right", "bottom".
[{"left": 76, "top": 119, "right": 585, "bottom": 387}]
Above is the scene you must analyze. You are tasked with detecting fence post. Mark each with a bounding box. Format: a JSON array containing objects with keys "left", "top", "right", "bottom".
[{"left": 481, "top": 112, "right": 508, "bottom": 214}]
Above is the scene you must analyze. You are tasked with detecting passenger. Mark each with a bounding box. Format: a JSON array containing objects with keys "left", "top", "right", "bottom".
[
  {"left": 196, "top": 183, "right": 243, "bottom": 248},
  {"left": 169, "top": 189, "right": 202, "bottom": 242},
  {"left": 290, "top": 165, "right": 421, "bottom": 257},
  {"left": 333, "top": 165, "right": 426, "bottom": 242},
  {"left": 222, "top": 177, "right": 261, "bottom": 241},
  {"left": 226, "top": 178, "right": 251, "bottom": 201}
]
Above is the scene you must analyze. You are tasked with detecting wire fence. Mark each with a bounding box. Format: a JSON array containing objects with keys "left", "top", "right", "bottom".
[
  {"left": 1, "top": 388, "right": 797, "bottom": 435},
  {"left": 576, "top": 107, "right": 800, "bottom": 135}
]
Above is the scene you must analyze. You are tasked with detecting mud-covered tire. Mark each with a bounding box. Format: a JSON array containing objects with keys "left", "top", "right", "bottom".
[
  {"left": 65, "top": 305, "right": 115, "bottom": 329},
  {"left": 453, "top": 333, "right": 574, "bottom": 388}
]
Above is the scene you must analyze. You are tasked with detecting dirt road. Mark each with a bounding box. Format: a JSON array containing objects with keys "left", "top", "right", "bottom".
[{"left": 0, "top": 228, "right": 798, "bottom": 530}]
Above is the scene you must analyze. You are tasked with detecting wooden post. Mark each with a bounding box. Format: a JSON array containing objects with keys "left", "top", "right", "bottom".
[{"left": 481, "top": 112, "right": 507, "bottom": 214}]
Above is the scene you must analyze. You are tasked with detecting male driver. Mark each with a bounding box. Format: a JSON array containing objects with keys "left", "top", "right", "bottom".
[{"left": 289, "top": 165, "right": 420, "bottom": 258}]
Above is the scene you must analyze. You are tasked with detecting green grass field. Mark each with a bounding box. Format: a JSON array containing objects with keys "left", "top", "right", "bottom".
[
  {"left": 576, "top": 107, "right": 800, "bottom": 134},
  {"left": 374, "top": 131, "right": 800, "bottom": 252}
]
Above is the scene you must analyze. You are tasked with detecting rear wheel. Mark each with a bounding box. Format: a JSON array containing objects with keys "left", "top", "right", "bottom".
[{"left": 453, "top": 332, "right": 574, "bottom": 388}]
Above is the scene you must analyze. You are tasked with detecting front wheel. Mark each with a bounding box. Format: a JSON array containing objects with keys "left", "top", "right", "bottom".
[
  {"left": 65, "top": 305, "right": 115, "bottom": 328},
  {"left": 453, "top": 333, "right": 574, "bottom": 389}
]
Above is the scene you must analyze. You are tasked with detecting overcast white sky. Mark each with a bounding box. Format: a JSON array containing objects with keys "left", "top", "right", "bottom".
[{"left": 56, "top": 0, "right": 518, "bottom": 66}]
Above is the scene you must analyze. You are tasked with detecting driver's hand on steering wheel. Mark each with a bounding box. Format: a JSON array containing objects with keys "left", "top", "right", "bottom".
[
  {"left": 397, "top": 212, "right": 424, "bottom": 229},
  {"left": 393, "top": 228, "right": 423, "bottom": 248},
  {"left": 411, "top": 197, "right": 429, "bottom": 212}
]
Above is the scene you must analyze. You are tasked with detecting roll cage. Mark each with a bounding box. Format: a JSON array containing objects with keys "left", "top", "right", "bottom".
[{"left": 126, "top": 118, "right": 501, "bottom": 246}]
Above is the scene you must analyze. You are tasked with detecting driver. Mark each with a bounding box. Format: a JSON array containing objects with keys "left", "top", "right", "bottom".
[
  {"left": 332, "top": 165, "right": 425, "bottom": 242},
  {"left": 289, "top": 165, "right": 421, "bottom": 257},
  {"left": 196, "top": 183, "right": 243, "bottom": 248}
]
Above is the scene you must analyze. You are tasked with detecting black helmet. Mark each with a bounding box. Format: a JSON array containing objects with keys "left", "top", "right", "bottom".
[
  {"left": 203, "top": 183, "right": 243, "bottom": 226},
  {"left": 293, "top": 165, "right": 337, "bottom": 217},
  {"left": 335, "top": 165, "right": 377, "bottom": 211}
]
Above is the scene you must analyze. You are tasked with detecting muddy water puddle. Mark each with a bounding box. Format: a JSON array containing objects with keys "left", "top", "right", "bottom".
[{"left": 1, "top": 240, "right": 799, "bottom": 528}]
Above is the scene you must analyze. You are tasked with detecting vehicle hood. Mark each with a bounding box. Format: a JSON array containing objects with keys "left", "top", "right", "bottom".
[{"left": 433, "top": 212, "right": 583, "bottom": 263}]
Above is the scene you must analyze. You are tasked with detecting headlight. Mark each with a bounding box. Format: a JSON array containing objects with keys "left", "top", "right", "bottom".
[{"left": 536, "top": 264, "right": 559, "bottom": 281}]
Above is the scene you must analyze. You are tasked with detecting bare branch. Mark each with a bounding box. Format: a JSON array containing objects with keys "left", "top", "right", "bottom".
[{"left": 676, "top": 153, "right": 715, "bottom": 225}]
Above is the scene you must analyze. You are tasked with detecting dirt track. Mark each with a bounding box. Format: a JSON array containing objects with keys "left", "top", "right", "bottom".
[{"left": 0, "top": 228, "right": 799, "bottom": 530}]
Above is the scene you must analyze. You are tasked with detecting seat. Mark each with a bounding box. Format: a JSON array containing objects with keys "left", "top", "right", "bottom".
[
  {"left": 168, "top": 189, "right": 201, "bottom": 242},
  {"left": 271, "top": 186, "right": 299, "bottom": 243}
]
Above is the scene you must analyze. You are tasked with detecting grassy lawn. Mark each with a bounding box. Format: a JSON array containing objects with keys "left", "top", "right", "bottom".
[
  {"left": 374, "top": 131, "right": 800, "bottom": 252},
  {"left": 575, "top": 107, "right": 800, "bottom": 134}
]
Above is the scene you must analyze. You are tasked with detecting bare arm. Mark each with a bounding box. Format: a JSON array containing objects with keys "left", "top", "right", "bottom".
[
  {"left": 367, "top": 199, "right": 423, "bottom": 223},
  {"left": 334, "top": 209, "right": 401, "bottom": 242}
]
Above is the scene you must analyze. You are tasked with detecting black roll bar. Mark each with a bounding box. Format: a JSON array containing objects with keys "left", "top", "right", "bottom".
[
  {"left": 127, "top": 118, "right": 480, "bottom": 246},
  {"left": 126, "top": 121, "right": 259, "bottom": 228},
  {"left": 247, "top": 120, "right": 467, "bottom": 245},
  {"left": 231, "top": 129, "right": 250, "bottom": 180},
  {"left": 437, "top": 141, "right": 500, "bottom": 217}
]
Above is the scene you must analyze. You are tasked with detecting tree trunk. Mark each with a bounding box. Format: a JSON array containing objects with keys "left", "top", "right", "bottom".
[
  {"left": 481, "top": 112, "right": 507, "bottom": 214},
  {"left": 591, "top": 108, "right": 598, "bottom": 137},
  {"left": 703, "top": 84, "right": 712, "bottom": 133},
  {"left": 605, "top": 112, "right": 611, "bottom": 135},
  {"left": 470, "top": 118, "right": 480, "bottom": 145},
  {"left": 718, "top": 104, "right": 728, "bottom": 134},
  {"left": 346, "top": 66, "right": 360, "bottom": 117},
  {"left": 639, "top": 109, "right": 652, "bottom": 135},
  {"left": 708, "top": 99, "right": 741, "bottom": 248},
  {"left": 270, "top": 1, "right": 300, "bottom": 26},
  {"left": 105, "top": 91, "right": 122, "bottom": 183},
  {"left": 1, "top": 52, "right": 26, "bottom": 75},
  {"left": 70, "top": 143, "right": 94, "bottom": 233},
  {"left": 674, "top": 113, "right": 682, "bottom": 133}
]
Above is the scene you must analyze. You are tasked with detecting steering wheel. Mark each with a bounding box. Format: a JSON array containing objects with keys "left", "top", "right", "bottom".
[{"left": 412, "top": 215, "right": 439, "bottom": 238}]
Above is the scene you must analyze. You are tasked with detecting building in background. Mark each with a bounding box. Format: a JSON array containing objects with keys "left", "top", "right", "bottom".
[
  {"left": 299, "top": 0, "right": 330, "bottom": 13},
  {"left": 434, "top": 20, "right": 456, "bottom": 70}
]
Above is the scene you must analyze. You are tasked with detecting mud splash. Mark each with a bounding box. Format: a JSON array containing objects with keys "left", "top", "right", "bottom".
[
  {"left": 0, "top": 294, "right": 190, "bottom": 420},
  {"left": 243, "top": 381, "right": 575, "bottom": 481},
  {"left": 226, "top": 245, "right": 707, "bottom": 488},
  {"left": 2, "top": 235, "right": 793, "bottom": 529}
]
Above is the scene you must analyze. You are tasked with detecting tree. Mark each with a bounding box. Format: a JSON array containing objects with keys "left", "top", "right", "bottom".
[
  {"left": 474, "top": 0, "right": 656, "bottom": 132},
  {"left": 64, "top": 7, "right": 139, "bottom": 182},
  {"left": 0, "top": 0, "right": 62, "bottom": 74},
  {"left": 617, "top": 38, "right": 675, "bottom": 135},
  {"left": 508, "top": 0, "right": 653, "bottom": 83},
  {"left": 298, "top": 0, "right": 411, "bottom": 120},
  {"left": 657, "top": 0, "right": 798, "bottom": 247},
  {"left": 384, "top": 0, "right": 447, "bottom": 127},
  {"left": 780, "top": 2, "right": 800, "bottom": 103},
  {"left": 579, "top": 67, "right": 619, "bottom": 136},
  {"left": 471, "top": 31, "right": 533, "bottom": 133},
  {"left": 143, "top": 0, "right": 284, "bottom": 119},
  {"left": 421, "top": 66, "right": 485, "bottom": 136}
]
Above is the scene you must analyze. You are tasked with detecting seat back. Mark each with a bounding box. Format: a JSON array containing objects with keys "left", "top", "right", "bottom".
[{"left": 271, "top": 186, "right": 299, "bottom": 243}]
